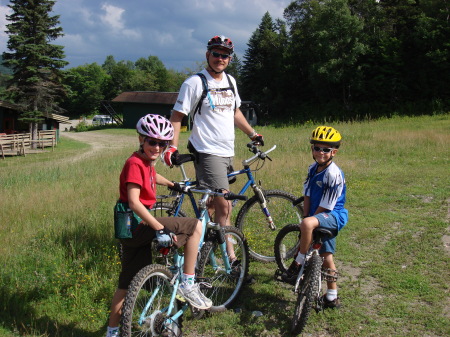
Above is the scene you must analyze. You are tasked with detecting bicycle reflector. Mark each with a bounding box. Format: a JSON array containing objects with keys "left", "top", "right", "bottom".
[
  {"left": 159, "top": 247, "right": 171, "bottom": 255},
  {"left": 312, "top": 242, "right": 322, "bottom": 250}
]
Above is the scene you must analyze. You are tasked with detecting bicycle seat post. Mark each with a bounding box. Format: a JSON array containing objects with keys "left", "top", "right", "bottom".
[{"left": 179, "top": 164, "right": 189, "bottom": 181}]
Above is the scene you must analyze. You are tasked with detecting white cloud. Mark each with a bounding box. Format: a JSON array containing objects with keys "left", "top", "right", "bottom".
[
  {"left": 100, "top": 3, "right": 141, "bottom": 39},
  {"left": 100, "top": 4, "right": 125, "bottom": 30},
  {"left": 0, "top": 5, "right": 12, "bottom": 51}
]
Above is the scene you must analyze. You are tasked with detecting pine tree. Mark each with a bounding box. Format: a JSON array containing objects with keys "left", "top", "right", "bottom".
[{"left": 2, "top": 0, "right": 68, "bottom": 144}]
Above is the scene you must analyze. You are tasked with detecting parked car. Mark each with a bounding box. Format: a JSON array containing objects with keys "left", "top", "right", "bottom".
[{"left": 92, "top": 115, "right": 113, "bottom": 126}]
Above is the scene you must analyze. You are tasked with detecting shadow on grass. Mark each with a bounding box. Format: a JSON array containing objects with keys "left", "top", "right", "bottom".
[
  {"left": 232, "top": 266, "right": 296, "bottom": 336},
  {"left": 0, "top": 224, "right": 117, "bottom": 337}
]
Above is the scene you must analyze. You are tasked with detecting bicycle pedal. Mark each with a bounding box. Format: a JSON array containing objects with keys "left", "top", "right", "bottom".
[{"left": 175, "top": 294, "right": 187, "bottom": 302}]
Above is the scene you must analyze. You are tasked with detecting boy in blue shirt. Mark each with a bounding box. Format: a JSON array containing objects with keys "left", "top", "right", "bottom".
[{"left": 281, "top": 126, "right": 348, "bottom": 309}]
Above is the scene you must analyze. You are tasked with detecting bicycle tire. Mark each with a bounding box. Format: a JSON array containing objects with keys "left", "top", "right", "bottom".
[
  {"left": 120, "top": 264, "right": 182, "bottom": 337},
  {"left": 151, "top": 201, "right": 188, "bottom": 218},
  {"left": 235, "top": 190, "right": 303, "bottom": 262},
  {"left": 196, "top": 226, "right": 249, "bottom": 312},
  {"left": 291, "top": 253, "right": 322, "bottom": 335},
  {"left": 274, "top": 223, "right": 302, "bottom": 274}
]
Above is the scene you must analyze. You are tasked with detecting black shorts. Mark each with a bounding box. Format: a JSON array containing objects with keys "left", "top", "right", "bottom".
[{"left": 118, "top": 216, "right": 198, "bottom": 289}]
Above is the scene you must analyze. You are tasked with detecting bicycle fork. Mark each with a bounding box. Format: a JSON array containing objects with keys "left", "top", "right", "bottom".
[{"left": 252, "top": 184, "right": 276, "bottom": 230}]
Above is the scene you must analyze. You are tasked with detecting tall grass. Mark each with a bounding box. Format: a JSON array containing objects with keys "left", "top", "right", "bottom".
[{"left": 0, "top": 115, "right": 449, "bottom": 336}]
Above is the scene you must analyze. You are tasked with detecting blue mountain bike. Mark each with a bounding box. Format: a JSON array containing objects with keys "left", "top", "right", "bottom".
[{"left": 154, "top": 142, "right": 303, "bottom": 262}]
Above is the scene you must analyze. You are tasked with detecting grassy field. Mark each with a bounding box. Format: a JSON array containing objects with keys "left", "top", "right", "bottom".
[{"left": 0, "top": 114, "right": 449, "bottom": 337}]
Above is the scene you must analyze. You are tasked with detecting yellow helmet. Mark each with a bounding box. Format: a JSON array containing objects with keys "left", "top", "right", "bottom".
[{"left": 310, "top": 126, "right": 342, "bottom": 147}]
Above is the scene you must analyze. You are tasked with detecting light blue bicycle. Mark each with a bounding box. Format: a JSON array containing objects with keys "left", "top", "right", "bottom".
[{"left": 120, "top": 181, "right": 249, "bottom": 337}]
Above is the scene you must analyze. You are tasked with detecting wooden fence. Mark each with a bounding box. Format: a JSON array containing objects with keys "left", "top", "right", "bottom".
[{"left": 0, "top": 130, "right": 57, "bottom": 159}]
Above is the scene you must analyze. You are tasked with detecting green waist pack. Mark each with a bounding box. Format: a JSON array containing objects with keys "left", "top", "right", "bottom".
[{"left": 113, "top": 201, "right": 142, "bottom": 239}]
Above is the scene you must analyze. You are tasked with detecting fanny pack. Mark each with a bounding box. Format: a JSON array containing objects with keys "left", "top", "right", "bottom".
[{"left": 113, "top": 201, "right": 143, "bottom": 239}]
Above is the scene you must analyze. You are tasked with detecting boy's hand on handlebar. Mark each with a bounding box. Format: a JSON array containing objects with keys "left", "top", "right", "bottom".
[
  {"left": 163, "top": 146, "right": 179, "bottom": 167},
  {"left": 155, "top": 228, "right": 176, "bottom": 247}
]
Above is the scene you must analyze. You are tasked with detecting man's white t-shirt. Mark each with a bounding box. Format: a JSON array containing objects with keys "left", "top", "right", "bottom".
[{"left": 172, "top": 69, "right": 241, "bottom": 157}]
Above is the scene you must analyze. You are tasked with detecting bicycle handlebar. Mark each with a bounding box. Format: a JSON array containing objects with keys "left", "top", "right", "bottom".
[
  {"left": 187, "top": 187, "right": 248, "bottom": 201},
  {"left": 243, "top": 142, "right": 277, "bottom": 166}
]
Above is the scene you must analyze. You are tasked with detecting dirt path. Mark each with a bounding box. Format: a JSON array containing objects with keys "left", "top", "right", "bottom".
[{"left": 61, "top": 130, "right": 136, "bottom": 163}]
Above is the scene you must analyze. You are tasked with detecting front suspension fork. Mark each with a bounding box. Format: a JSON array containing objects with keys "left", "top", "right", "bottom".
[{"left": 252, "top": 184, "right": 276, "bottom": 230}]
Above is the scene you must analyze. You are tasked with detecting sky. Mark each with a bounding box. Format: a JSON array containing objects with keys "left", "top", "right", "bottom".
[{"left": 0, "top": 0, "right": 291, "bottom": 71}]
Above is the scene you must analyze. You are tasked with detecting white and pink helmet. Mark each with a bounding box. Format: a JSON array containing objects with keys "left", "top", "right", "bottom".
[{"left": 136, "top": 114, "right": 174, "bottom": 140}]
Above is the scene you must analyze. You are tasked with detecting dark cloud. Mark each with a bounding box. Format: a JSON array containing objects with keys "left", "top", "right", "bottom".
[{"left": 0, "top": 0, "right": 290, "bottom": 70}]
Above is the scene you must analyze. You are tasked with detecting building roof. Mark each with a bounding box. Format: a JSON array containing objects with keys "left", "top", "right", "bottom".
[
  {"left": 112, "top": 91, "right": 178, "bottom": 105},
  {"left": 0, "top": 100, "right": 21, "bottom": 110},
  {"left": 0, "top": 100, "right": 70, "bottom": 123}
]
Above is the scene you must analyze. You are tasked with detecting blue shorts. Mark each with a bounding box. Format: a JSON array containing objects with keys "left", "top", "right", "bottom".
[{"left": 313, "top": 212, "right": 338, "bottom": 254}]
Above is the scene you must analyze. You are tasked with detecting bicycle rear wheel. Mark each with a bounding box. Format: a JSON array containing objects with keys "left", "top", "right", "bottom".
[
  {"left": 236, "top": 190, "right": 303, "bottom": 262},
  {"left": 196, "top": 226, "right": 249, "bottom": 312},
  {"left": 291, "top": 253, "right": 321, "bottom": 335},
  {"left": 274, "top": 223, "right": 302, "bottom": 274},
  {"left": 120, "top": 264, "right": 183, "bottom": 337}
]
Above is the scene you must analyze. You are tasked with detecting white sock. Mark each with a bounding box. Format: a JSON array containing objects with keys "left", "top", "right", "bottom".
[
  {"left": 326, "top": 289, "right": 338, "bottom": 301},
  {"left": 106, "top": 326, "right": 119, "bottom": 337},
  {"left": 295, "top": 253, "right": 305, "bottom": 265},
  {"left": 182, "top": 273, "right": 195, "bottom": 289}
]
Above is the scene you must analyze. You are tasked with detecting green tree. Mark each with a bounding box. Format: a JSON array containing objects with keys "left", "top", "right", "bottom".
[
  {"left": 2, "top": 0, "right": 67, "bottom": 142},
  {"left": 241, "top": 12, "right": 288, "bottom": 119},
  {"left": 285, "top": 0, "right": 367, "bottom": 108},
  {"left": 62, "top": 63, "right": 110, "bottom": 117},
  {"left": 135, "top": 55, "right": 168, "bottom": 91}
]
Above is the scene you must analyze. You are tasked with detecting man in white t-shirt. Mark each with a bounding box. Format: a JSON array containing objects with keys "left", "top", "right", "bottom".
[{"left": 164, "top": 35, "right": 264, "bottom": 261}]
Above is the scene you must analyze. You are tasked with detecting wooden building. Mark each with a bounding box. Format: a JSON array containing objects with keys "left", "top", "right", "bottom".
[{"left": 0, "top": 100, "right": 69, "bottom": 139}]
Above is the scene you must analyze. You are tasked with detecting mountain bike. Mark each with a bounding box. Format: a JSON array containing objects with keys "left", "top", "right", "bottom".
[
  {"left": 273, "top": 199, "right": 334, "bottom": 335},
  {"left": 120, "top": 188, "right": 249, "bottom": 337},
  {"left": 156, "top": 142, "right": 303, "bottom": 263}
]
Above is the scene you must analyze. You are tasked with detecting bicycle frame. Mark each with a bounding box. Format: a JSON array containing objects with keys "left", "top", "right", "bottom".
[
  {"left": 149, "top": 187, "right": 245, "bottom": 332},
  {"left": 228, "top": 144, "right": 276, "bottom": 207},
  {"left": 293, "top": 228, "right": 332, "bottom": 298}
]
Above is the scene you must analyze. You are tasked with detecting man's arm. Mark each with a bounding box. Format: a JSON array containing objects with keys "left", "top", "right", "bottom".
[
  {"left": 234, "top": 108, "right": 264, "bottom": 145},
  {"left": 169, "top": 110, "right": 185, "bottom": 148},
  {"left": 234, "top": 108, "right": 255, "bottom": 136}
]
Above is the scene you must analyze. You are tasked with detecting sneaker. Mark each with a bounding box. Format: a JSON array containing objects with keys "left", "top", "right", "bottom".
[
  {"left": 280, "top": 261, "right": 301, "bottom": 285},
  {"left": 322, "top": 294, "right": 341, "bottom": 309},
  {"left": 177, "top": 283, "right": 213, "bottom": 309}
]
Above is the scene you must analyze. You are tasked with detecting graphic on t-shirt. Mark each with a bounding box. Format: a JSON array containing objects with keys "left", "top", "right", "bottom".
[{"left": 207, "top": 88, "right": 234, "bottom": 113}]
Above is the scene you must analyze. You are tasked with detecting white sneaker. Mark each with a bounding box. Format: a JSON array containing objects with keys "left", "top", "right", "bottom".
[{"left": 177, "top": 283, "right": 213, "bottom": 309}]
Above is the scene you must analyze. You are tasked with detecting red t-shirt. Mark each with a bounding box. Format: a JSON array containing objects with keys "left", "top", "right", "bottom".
[{"left": 119, "top": 152, "right": 157, "bottom": 208}]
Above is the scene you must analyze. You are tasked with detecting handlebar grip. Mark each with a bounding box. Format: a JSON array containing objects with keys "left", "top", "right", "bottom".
[
  {"left": 292, "top": 196, "right": 304, "bottom": 206},
  {"left": 224, "top": 192, "right": 248, "bottom": 201}
]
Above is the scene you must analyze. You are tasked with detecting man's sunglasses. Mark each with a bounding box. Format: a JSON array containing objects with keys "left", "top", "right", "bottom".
[
  {"left": 145, "top": 138, "right": 169, "bottom": 147},
  {"left": 211, "top": 51, "right": 231, "bottom": 60},
  {"left": 312, "top": 146, "right": 334, "bottom": 153}
]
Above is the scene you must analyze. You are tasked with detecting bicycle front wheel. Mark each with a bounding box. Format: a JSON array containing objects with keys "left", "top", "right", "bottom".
[
  {"left": 291, "top": 253, "right": 322, "bottom": 335},
  {"left": 151, "top": 201, "right": 187, "bottom": 217},
  {"left": 235, "top": 190, "right": 303, "bottom": 262},
  {"left": 196, "top": 226, "right": 249, "bottom": 312},
  {"left": 274, "top": 223, "right": 302, "bottom": 274},
  {"left": 120, "top": 264, "right": 182, "bottom": 337}
]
